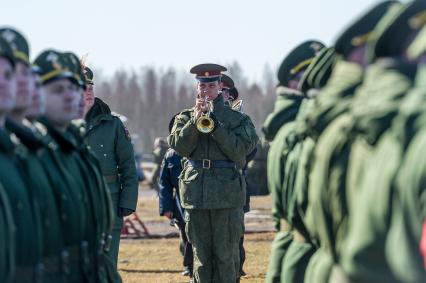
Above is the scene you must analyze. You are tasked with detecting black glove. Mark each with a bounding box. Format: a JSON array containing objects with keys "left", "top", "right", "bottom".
[{"left": 118, "top": 207, "right": 134, "bottom": 217}]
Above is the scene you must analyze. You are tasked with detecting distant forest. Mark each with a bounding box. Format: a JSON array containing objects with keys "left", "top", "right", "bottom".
[{"left": 94, "top": 61, "right": 277, "bottom": 153}]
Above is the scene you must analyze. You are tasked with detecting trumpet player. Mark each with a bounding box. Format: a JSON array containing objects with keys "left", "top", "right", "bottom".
[{"left": 168, "top": 63, "right": 258, "bottom": 283}]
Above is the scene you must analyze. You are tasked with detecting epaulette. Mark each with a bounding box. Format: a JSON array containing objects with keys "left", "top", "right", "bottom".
[
  {"left": 10, "top": 133, "right": 28, "bottom": 157},
  {"left": 32, "top": 121, "right": 48, "bottom": 137},
  {"left": 111, "top": 111, "right": 128, "bottom": 123}
]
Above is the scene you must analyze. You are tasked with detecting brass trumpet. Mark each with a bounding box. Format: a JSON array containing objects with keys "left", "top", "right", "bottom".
[{"left": 196, "top": 92, "right": 215, "bottom": 133}]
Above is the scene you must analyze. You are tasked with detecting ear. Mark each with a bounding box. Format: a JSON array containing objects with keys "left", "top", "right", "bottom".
[{"left": 219, "top": 81, "right": 224, "bottom": 88}]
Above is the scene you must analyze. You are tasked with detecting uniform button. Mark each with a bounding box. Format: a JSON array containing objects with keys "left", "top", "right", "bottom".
[
  {"left": 17, "top": 202, "right": 23, "bottom": 210},
  {"left": 104, "top": 154, "right": 107, "bottom": 157},
  {"left": 100, "top": 144, "right": 104, "bottom": 147},
  {"left": 62, "top": 214, "right": 67, "bottom": 221},
  {"left": 62, "top": 194, "right": 67, "bottom": 200}
]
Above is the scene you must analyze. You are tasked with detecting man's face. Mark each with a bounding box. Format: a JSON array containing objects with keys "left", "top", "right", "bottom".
[
  {"left": 221, "top": 87, "right": 231, "bottom": 102},
  {"left": 43, "top": 78, "right": 80, "bottom": 127},
  {"left": 84, "top": 84, "right": 95, "bottom": 109},
  {"left": 27, "top": 73, "right": 46, "bottom": 118},
  {"left": 197, "top": 81, "right": 221, "bottom": 100},
  {"left": 14, "top": 61, "right": 33, "bottom": 110},
  {"left": 0, "top": 57, "right": 16, "bottom": 113},
  {"left": 75, "top": 88, "right": 85, "bottom": 119}
]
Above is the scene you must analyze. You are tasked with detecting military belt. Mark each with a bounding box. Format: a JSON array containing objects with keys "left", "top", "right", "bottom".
[
  {"left": 188, "top": 159, "right": 236, "bottom": 169},
  {"left": 103, "top": 174, "right": 118, "bottom": 183}
]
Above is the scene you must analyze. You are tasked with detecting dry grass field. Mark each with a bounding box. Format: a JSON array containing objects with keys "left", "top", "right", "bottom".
[{"left": 117, "top": 183, "right": 275, "bottom": 283}]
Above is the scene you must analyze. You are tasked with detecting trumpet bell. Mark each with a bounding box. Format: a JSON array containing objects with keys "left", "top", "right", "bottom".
[{"left": 196, "top": 115, "right": 215, "bottom": 133}]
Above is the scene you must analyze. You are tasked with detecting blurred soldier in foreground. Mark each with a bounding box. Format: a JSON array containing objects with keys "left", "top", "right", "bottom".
[{"left": 263, "top": 40, "right": 324, "bottom": 283}]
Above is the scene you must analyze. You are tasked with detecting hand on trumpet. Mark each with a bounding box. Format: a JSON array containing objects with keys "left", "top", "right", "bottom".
[{"left": 194, "top": 91, "right": 208, "bottom": 120}]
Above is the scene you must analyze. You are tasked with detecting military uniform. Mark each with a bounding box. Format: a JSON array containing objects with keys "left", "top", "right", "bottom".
[
  {"left": 158, "top": 148, "right": 193, "bottom": 276},
  {"left": 0, "top": 28, "right": 46, "bottom": 283},
  {"left": 169, "top": 63, "right": 258, "bottom": 282},
  {"left": 0, "top": 34, "right": 17, "bottom": 283},
  {"left": 84, "top": 95, "right": 139, "bottom": 269},
  {"left": 151, "top": 137, "right": 169, "bottom": 191},
  {"left": 262, "top": 40, "right": 325, "bottom": 283},
  {"left": 245, "top": 140, "right": 269, "bottom": 196},
  {"left": 336, "top": 2, "right": 426, "bottom": 282}
]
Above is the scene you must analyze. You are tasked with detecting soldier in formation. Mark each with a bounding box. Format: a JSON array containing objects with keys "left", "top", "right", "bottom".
[
  {"left": 0, "top": 26, "right": 137, "bottom": 283},
  {"left": 264, "top": 0, "right": 426, "bottom": 282}
]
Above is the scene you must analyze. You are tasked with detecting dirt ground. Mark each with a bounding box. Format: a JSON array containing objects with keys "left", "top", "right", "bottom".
[{"left": 117, "top": 183, "right": 275, "bottom": 282}]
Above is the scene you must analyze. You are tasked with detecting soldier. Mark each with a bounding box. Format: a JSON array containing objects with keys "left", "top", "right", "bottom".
[
  {"left": 300, "top": 2, "right": 402, "bottom": 283},
  {"left": 150, "top": 136, "right": 169, "bottom": 192},
  {"left": 245, "top": 140, "right": 269, "bottom": 196},
  {"left": 262, "top": 40, "right": 324, "bottom": 283},
  {"left": 1, "top": 27, "right": 65, "bottom": 283},
  {"left": 221, "top": 74, "right": 252, "bottom": 279},
  {"left": 168, "top": 63, "right": 258, "bottom": 282},
  {"left": 0, "top": 36, "right": 18, "bottom": 283},
  {"left": 159, "top": 114, "right": 193, "bottom": 278},
  {"left": 83, "top": 66, "right": 139, "bottom": 271},
  {"left": 0, "top": 28, "right": 44, "bottom": 283},
  {"left": 64, "top": 52, "right": 121, "bottom": 283},
  {"left": 334, "top": 1, "right": 426, "bottom": 282}
]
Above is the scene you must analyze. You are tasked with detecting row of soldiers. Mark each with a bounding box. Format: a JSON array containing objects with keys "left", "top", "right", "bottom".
[
  {"left": 0, "top": 26, "right": 138, "bottom": 283},
  {"left": 264, "top": 1, "right": 426, "bottom": 282}
]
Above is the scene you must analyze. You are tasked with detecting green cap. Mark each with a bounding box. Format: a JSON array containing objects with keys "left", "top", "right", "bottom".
[
  {"left": 334, "top": 1, "right": 399, "bottom": 58},
  {"left": 298, "top": 47, "right": 337, "bottom": 92},
  {"left": 374, "top": 0, "right": 426, "bottom": 59},
  {"left": 0, "top": 37, "right": 15, "bottom": 69},
  {"left": 221, "top": 74, "right": 235, "bottom": 88},
  {"left": 34, "top": 49, "right": 75, "bottom": 85},
  {"left": 63, "top": 52, "right": 86, "bottom": 88},
  {"left": 277, "top": 40, "right": 325, "bottom": 87},
  {"left": 83, "top": 67, "right": 94, "bottom": 85},
  {"left": 0, "top": 27, "right": 30, "bottom": 65},
  {"left": 190, "top": 63, "right": 227, "bottom": 82},
  {"left": 229, "top": 87, "right": 239, "bottom": 100}
]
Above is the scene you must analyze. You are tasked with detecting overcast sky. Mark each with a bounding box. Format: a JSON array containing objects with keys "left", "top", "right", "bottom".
[{"left": 2, "top": 0, "right": 404, "bottom": 80}]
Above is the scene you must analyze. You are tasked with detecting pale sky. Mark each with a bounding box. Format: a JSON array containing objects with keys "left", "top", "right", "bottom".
[{"left": 2, "top": 0, "right": 401, "bottom": 81}]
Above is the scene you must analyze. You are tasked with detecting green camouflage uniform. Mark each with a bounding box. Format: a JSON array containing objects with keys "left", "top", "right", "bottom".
[
  {"left": 303, "top": 59, "right": 364, "bottom": 283},
  {"left": 340, "top": 61, "right": 424, "bottom": 283},
  {"left": 263, "top": 86, "right": 303, "bottom": 283},
  {"left": 169, "top": 94, "right": 258, "bottom": 282}
]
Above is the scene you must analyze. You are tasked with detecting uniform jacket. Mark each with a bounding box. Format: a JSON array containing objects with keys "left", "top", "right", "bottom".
[
  {"left": 168, "top": 94, "right": 258, "bottom": 210},
  {"left": 158, "top": 148, "right": 184, "bottom": 223},
  {"left": 85, "top": 98, "right": 139, "bottom": 211}
]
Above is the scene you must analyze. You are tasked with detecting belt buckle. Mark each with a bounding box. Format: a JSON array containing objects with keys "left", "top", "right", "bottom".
[{"left": 202, "top": 159, "right": 211, "bottom": 169}]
